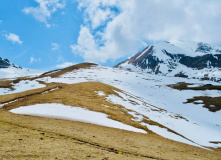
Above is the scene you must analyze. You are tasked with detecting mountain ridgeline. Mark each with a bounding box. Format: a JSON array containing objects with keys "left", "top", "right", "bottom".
[
  {"left": 116, "top": 40, "right": 221, "bottom": 81},
  {"left": 0, "top": 57, "right": 22, "bottom": 69}
]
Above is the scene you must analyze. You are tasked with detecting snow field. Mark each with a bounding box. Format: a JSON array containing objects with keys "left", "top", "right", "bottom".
[
  {"left": 0, "top": 80, "right": 46, "bottom": 95},
  {"left": 10, "top": 103, "right": 147, "bottom": 134}
]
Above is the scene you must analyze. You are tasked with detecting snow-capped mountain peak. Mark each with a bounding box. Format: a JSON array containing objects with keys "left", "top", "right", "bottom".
[
  {"left": 116, "top": 40, "right": 221, "bottom": 81},
  {"left": 169, "top": 40, "right": 221, "bottom": 56}
]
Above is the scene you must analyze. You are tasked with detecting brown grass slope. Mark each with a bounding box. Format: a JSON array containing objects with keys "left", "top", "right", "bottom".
[
  {"left": 38, "top": 62, "right": 97, "bottom": 78},
  {"left": 0, "top": 63, "right": 221, "bottom": 159},
  {"left": 0, "top": 63, "right": 97, "bottom": 91},
  {"left": 0, "top": 80, "right": 220, "bottom": 159}
]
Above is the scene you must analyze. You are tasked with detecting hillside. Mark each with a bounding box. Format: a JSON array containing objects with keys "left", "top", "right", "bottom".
[
  {"left": 0, "top": 63, "right": 221, "bottom": 159},
  {"left": 0, "top": 57, "right": 43, "bottom": 79},
  {"left": 116, "top": 40, "right": 221, "bottom": 81}
]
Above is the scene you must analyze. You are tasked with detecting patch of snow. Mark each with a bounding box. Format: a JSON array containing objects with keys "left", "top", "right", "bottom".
[
  {"left": 129, "top": 111, "right": 143, "bottom": 122},
  {"left": 0, "top": 98, "right": 23, "bottom": 109},
  {"left": 188, "top": 84, "right": 203, "bottom": 88},
  {"left": 95, "top": 91, "right": 106, "bottom": 96},
  {"left": 136, "top": 46, "right": 151, "bottom": 60},
  {"left": 194, "top": 100, "right": 204, "bottom": 103},
  {"left": 142, "top": 123, "right": 208, "bottom": 149},
  {"left": 44, "top": 70, "right": 61, "bottom": 75},
  {"left": 0, "top": 80, "right": 46, "bottom": 95},
  {"left": 41, "top": 87, "right": 59, "bottom": 94},
  {"left": 10, "top": 103, "right": 147, "bottom": 134}
]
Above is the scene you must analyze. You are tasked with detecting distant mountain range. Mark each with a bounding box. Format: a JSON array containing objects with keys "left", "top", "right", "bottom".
[{"left": 116, "top": 40, "right": 221, "bottom": 81}]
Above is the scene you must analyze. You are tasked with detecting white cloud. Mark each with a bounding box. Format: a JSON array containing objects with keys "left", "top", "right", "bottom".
[
  {"left": 30, "top": 57, "right": 41, "bottom": 63},
  {"left": 51, "top": 42, "right": 60, "bottom": 51},
  {"left": 74, "top": 0, "right": 221, "bottom": 63},
  {"left": 23, "top": 0, "right": 65, "bottom": 27},
  {"left": 55, "top": 62, "right": 75, "bottom": 68},
  {"left": 57, "top": 56, "right": 64, "bottom": 62},
  {"left": 5, "top": 33, "right": 23, "bottom": 44}
]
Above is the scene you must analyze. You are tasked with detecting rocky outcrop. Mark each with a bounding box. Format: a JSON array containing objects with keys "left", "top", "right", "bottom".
[{"left": 0, "top": 57, "right": 22, "bottom": 69}]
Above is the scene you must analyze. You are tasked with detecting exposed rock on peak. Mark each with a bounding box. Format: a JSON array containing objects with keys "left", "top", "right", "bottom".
[
  {"left": 0, "top": 57, "right": 22, "bottom": 69},
  {"left": 115, "top": 40, "right": 221, "bottom": 81}
]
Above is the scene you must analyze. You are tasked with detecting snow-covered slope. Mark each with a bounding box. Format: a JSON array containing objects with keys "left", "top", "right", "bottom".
[
  {"left": 36, "top": 65, "right": 221, "bottom": 149},
  {"left": 10, "top": 103, "right": 146, "bottom": 134},
  {"left": 0, "top": 80, "right": 46, "bottom": 95},
  {"left": 0, "top": 67, "right": 44, "bottom": 79},
  {"left": 0, "top": 57, "right": 43, "bottom": 79},
  {"left": 116, "top": 40, "right": 221, "bottom": 81}
]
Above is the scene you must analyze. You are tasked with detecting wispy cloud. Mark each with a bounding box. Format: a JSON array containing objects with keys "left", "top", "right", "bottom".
[
  {"left": 5, "top": 33, "right": 22, "bottom": 44},
  {"left": 51, "top": 42, "right": 60, "bottom": 51},
  {"left": 57, "top": 56, "right": 64, "bottom": 62},
  {"left": 0, "top": 20, "right": 3, "bottom": 23},
  {"left": 22, "top": 0, "right": 65, "bottom": 28},
  {"left": 30, "top": 57, "right": 41, "bottom": 63},
  {"left": 55, "top": 62, "right": 75, "bottom": 68}
]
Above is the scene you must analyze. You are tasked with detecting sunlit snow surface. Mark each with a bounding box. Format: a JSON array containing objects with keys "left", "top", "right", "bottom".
[
  {"left": 0, "top": 67, "right": 45, "bottom": 95},
  {"left": 10, "top": 103, "right": 146, "bottom": 134},
  {"left": 0, "top": 80, "right": 46, "bottom": 95},
  {"left": 37, "top": 65, "right": 221, "bottom": 148},
  {"left": 0, "top": 67, "right": 43, "bottom": 79}
]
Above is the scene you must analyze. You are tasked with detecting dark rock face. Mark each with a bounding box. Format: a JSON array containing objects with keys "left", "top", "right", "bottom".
[
  {"left": 0, "top": 58, "right": 11, "bottom": 68},
  {"left": 179, "top": 54, "right": 221, "bottom": 69},
  {"left": 196, "top": 42, "right": 213, "bottom": 53},
  {"left": 116, "top": 46, "right": 163, "bottom": 72},
  {"left": 164, "top": 50, "right": 221, "bottom": 70},
  {"left": 129, "top": 46, "right": 163, "bottom": 71},
  {"left": 0, "top": 57, "right": 22, "bottom": 69}
]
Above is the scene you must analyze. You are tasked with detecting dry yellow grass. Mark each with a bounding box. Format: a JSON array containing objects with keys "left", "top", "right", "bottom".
[
  {"left": 0, "top": 63, "right": 96, "bottom": 92},
  {"left": 1, "top": 110, "right": 221, "bottom": 160},
  {"left": 0, "top": 113, "right": 150, "bottom": 160},
  {"left": 0, "top": 80, "right": 221, "bottom": 159},
  {"left": 1, "top": 63, "right": 221, "bottom": 159},
  {"left": 0, "top": 79, "right": 14, "bottom": 89}
]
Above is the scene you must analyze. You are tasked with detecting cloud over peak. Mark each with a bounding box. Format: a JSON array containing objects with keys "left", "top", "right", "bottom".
[{"left": 73, "top": 0, "right": 221, "bottom": 64}]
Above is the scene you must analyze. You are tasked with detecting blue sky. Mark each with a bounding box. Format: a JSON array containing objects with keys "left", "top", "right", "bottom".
[
  {"left": 0, "top": 0, "right": 84, "bottom": 70},
  {"left": 1, "top": 0, "right": 221, "bottom": 70}
]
